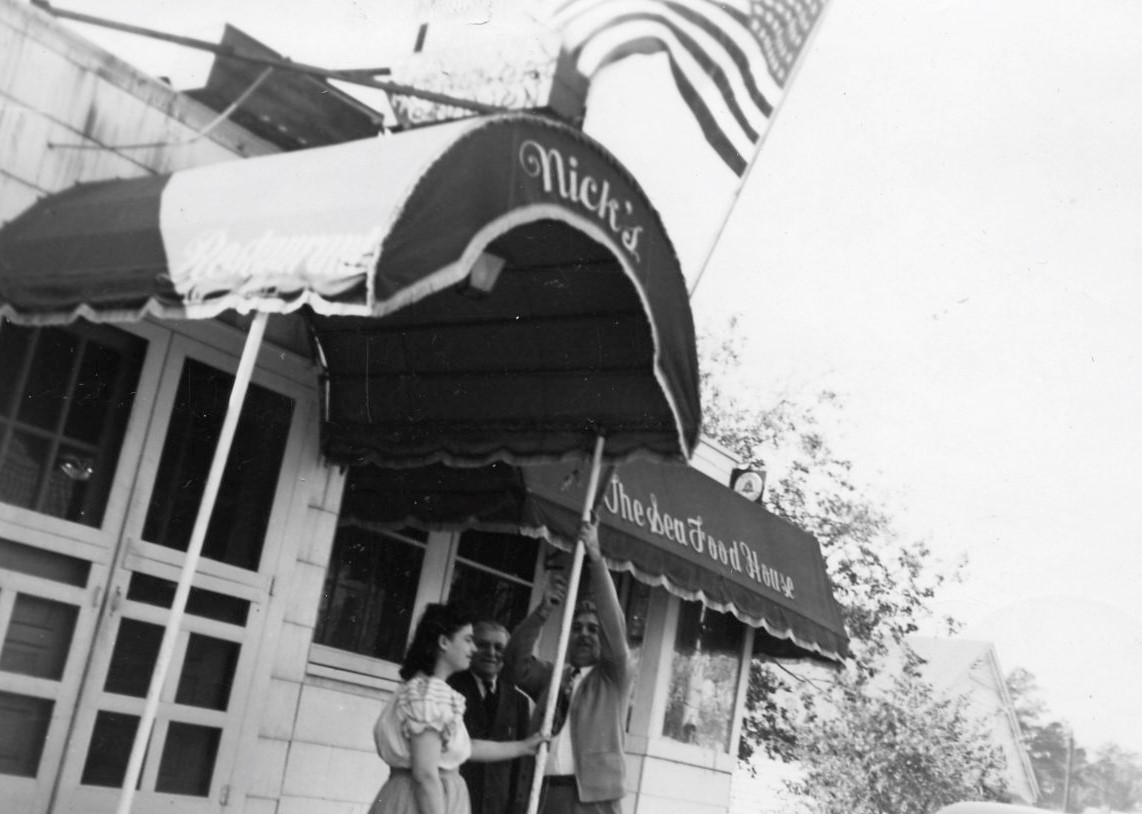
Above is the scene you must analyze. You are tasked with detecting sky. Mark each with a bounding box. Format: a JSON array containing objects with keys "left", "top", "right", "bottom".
[{"left": 46, "top": 0, "right": 1142, "bottom": 756}]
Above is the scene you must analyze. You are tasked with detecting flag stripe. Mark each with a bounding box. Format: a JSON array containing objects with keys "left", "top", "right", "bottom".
[
  {"left": 663, "top": 2, "right": 774, "bottom": 117},
  {"left": 573, "top": 11, "right": 765, "bottom": 141},
  {"left": 548, "top": 0, "right": 827, "bottom": 175},
  {"left": 576, "top": 20, "right": 757, "bottom": 161},
  {"left": 665, "top": 57, "right": 749, "bottom": 174}
]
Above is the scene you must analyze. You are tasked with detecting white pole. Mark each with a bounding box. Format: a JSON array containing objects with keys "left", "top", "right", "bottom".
[
  {"left": 524, "top": 434, "right": 606, "bottom": 814},
  {"left": 116, "top": 311, "right": 269, "bottom": 814}
]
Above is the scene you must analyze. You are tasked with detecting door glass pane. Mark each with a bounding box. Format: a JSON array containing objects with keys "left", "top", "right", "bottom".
[
  {"left": 175, "top": 634, "right": 239, "bottom": 711},
  {"left": 314, "top": 526, "right": 426, "bottom": 662},
  {"left": 15, "top": 328, "right": 75, "bottom": 430},
  {"left": 0, "top": 594, "right": 79, "bottom": 679},
  {"left": 127, "top": 571, "right": 249, "bottom": 626},
  {"left": 80, "top": 711, "right": 138, "bottom": 787},
  {"left": 142, "top": 358, "right": 294, "bottom": 571},
  {"left": 0, "top": 321, "right": 146, "bottom": 527},
  {"left": 104, "top": 619, "right": 163, "bottom": 698},
  {"left": 0, "top": 321, "right": 33, "bottom": 416},
  {"left": 156, "top": 722, "right": 220, "bottom": 796},
  {"left": 0, "top": 537, "right": 90, "bottom": 587},
  {"left": 0, "top": 691, "right": 53, "bottom": 777},
  {"left": 663, "top": 601, "right": 745, "bottom": 752}
]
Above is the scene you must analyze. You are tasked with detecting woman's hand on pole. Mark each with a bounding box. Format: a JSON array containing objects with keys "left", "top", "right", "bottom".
[{"left": 522, "top": 731, "right": 551, "bottom": 756}]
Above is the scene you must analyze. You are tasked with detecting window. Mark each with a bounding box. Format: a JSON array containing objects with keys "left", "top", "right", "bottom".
[
  {"left": 315, "top": 526, "right": 429, "bottom": 664},
  {"left": 142, "top": 358, "right": 294, "bottom": 571},
  {"left": 0, "top": 538, "right": 91, "bottom": 778},
  {"left": 0, "top": 321, "right": 145, "bottom": 527},
  {"left": 662, "top": 600, "right": 745, "bottom": 752},
  {"left": 448, "top": 530, "right": 538, "bottom": 627},
  {"left": 313, "top": 472, "right": 543, "bottom": 669}
]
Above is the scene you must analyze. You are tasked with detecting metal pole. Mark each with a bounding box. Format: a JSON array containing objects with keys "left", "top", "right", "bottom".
[
  {"left": 524, "top": 434, "right": 606, "bottom": 814},
  {"left": 115, "top": 311, "right": 269, "bottom": 814},
  {"left": 31, "top": 1, "right": 504, "bottom": 114},
  {"left": 1062, "top": 728, "right": 1074, "bottom": 813}
]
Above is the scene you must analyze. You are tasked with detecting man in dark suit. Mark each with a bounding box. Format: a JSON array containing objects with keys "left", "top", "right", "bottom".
[{"left": 448, "top": 619, "right": 534, "bottom": 814}]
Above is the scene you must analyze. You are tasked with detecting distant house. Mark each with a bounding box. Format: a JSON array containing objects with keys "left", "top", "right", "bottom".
[{"left": 899, "top": 637, "right": 1041, "bottom": 805}]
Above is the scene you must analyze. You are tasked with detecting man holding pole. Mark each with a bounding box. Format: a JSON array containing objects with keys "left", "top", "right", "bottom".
[{"left": 504, "top": 518, "right": 632, "bottom": 814}]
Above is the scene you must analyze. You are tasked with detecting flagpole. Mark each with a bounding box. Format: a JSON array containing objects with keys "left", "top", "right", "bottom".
[
  {"left": 115, "top": 311, "right": 269, "bottom": 814},
  {"left": 687, "top": 0, "right": 842, "bottom": 300},
  {"left": 524, "top": 434, "right": 607, "bottom": 814}
]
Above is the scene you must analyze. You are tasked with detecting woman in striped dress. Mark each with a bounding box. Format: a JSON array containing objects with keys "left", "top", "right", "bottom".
[{"left": 370, "top": 603, "right": 546, "bottom": 814}]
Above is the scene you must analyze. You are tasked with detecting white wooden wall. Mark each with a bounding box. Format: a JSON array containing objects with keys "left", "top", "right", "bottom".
[{"left": 0, "top": 0, "right": 275, "bottom": 225}]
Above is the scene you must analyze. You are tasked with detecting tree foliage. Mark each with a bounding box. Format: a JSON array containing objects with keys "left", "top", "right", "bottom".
[
  {"left": 1006, "top": 667, "right": 1142, "bottom": 812},
  {"left": 698, "top": 322, "right": 1008, "bottom": 808}
]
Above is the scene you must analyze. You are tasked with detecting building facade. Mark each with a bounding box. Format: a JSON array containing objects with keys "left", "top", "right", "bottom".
[{"left": 0, "top": 4, "right": 846, "bottom": 814}]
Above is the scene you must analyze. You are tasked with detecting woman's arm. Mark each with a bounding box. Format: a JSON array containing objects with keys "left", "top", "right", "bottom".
[
  {"left": 409, "top": 730, "right": 446, "bottom": 814},
  {"left": 468, "top": 732, "right": 547, "bottom": 763}
]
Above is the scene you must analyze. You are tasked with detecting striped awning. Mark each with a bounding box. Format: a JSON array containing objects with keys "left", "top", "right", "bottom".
[{"left": 0, "top": 113, "right": 700, "bottom": 467}]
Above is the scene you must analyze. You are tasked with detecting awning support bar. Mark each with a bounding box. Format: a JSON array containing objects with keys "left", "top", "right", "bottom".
[
  {"left": 115, "top": 311, "right": 269, "bottom": 814},
  {"left": 525, "top": 434, "right": 606, "bottom": 814},
  {"left": 31, "top": 1, "right": 504, "bottom": 114}
]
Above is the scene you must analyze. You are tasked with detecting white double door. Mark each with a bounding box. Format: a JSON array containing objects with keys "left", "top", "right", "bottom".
[{"left": 0, "top": 322, "right": 315, "bottom": 814}]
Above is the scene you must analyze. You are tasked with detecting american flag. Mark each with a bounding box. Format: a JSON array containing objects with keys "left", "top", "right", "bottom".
[{"left": 546, "top": 0, "right": 828, "bottom": 176}]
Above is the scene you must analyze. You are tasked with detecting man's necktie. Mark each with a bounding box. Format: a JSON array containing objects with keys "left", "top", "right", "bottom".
[
  {"left": 551, "top": 665, "right": 580, "bottom": 735},
  {"left": 481, "top": 679, "right": 497, "bottom": 720}
]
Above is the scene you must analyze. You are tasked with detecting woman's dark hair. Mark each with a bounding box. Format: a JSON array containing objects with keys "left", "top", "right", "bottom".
[{"left": 400, "top": 602, "right": 474, "bottom": 681}]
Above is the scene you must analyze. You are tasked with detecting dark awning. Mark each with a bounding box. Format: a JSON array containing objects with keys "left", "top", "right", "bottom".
[
  {"left": 0, "top": 113, "right": 699, "bottom": 466},
  {"left": 340, "top": 461, "right": 851, "bottom": 664}
]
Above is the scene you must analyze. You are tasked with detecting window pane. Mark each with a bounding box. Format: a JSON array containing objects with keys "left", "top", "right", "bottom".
[
  {"left": 662, "top": 601, "right": 745, "bottom": 752},
  {"left": 127, "top": 572, "right": 249, "bottom": 626},
  {"left": 16, "top": 328, "right": 76, "bottom": 431},
  {"left": 0, "top": 691, "right": 52, "bottom": 777},
  {"left": 0, "top": 322, "right": 33, "bottom": 417},
  {"left": 0, "top": 322, "right": 145, "bottom": 527},
  {"left": 0, "top": 537, "right": 90, "bottom": 587},
  {"left": 156, "top": 722, "right": 220, "bottom": 796},
  {"left": 64, "top": 339, "right": 126, "bottom": 444},
  {"left": 175, "top": 634, "right": 239, "bottom": 711},
  {"left": 142, "top": 359, "right": 294, "bottom": 571},
  {"left": 81, "top": 711, "right": 138, "bottom": 787},
  {"left": 104, "top": 619, "right": 163, "bottom": 697},
  {"left": 0, "top": 431, "right": 49, "bottom": 511},
  {"left": 0, "top": 594, "right": 78, "bottom": 679},
  {"left": 456, "top": 530, "right": 539, "bottom": 581},
  {"left": 315, "top": 526, "right": 425, "bottom": 662},
  {"left": 449, "top": 562, "right": 532, "bottom": 629}
]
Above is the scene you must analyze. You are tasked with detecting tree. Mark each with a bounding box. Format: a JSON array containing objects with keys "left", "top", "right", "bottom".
[
  {"left": 1080, "top": 743, "right": 1142, "bottom": 812},
  {"left": 1005, "top": 668, "right": 1084, "bottom": 808},
  {"left": 698, "top": 321, "right": 1008, "bottom": 812},
  {"left": 788, "top": 648, "right": 1009, "bottom": 814},
  {"left": 1006, "top": 668, "right": 1142, "bottom": 812}
]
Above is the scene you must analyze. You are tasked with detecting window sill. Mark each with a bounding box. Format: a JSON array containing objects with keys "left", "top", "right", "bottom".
[
  {"left": 307, "top": 643, "right": 402, "bottom": 692},
  {"left": 624, "top": 734, "right": 737, "bottom": 774}
]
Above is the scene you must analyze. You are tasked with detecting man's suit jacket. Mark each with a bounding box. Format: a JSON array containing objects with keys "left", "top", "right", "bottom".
[
  {"left": 504, "top": 553, "right": 633, "bottom": 803},
  {"left": 448, "top": 670, "right": 533, "bottom": 814}
]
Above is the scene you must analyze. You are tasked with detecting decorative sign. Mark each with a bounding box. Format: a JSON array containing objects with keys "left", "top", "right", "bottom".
[
  {"left": 518, "top": 139, "right": 644, "bottom": 263},
  {"left": 171, "top": 227, "right": 381, "bottom": 303},
  {"left": 600, "top": 471, "right": 796, "bottom": 599}
]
